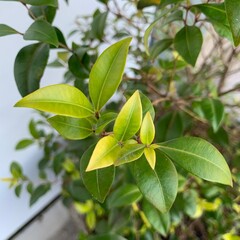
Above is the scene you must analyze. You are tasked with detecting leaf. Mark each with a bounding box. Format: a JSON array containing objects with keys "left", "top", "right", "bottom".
[
  {"left": 130, "top": 151, "right": 178, "bottom": 212},
  {"left": 137, "top": 0, "right": 160, "bottom": 9},
  {"left": 192, "top": 98, "right": 225, "bottom": 132},
  {"left": 24, "top": 20, "right": 59, "bottom": 47},
  {"left": 174, "top": 26, "right": 203, "bottom": 66},
  {"left": 15, "top": 84, "right": 94, "bottom": 118},
  {"left": 15, "top": 185, "right": 22, "bottom": 198},
  {"left": 114, "top": 91, "right": 142, "bottom": 141},
  {"left": 114, "top": 144, "right": 145, "bottom": 166},
  {"left": 0, "top": 24, "right": 19, "bottom": 37},
  {"left": 140, "top": 112, "right": 155, "bottom": 145},
  {"left": 14, "top": 43, "right": 49, "bottom": 97},
  {"left": 144, "top": 147, "right": 156, "bottom": 169},
  {"left": 29, "top": 119, "right": 40, "bottom": 139},
  {"left": 10, "top": 162, "right": 23, "bottom": 179},
  {"left": 68, "top": 54, "right": 89, "bottom": 79},
  {"left": 150, "top": 39, "right": 173, "bottom": 59},
  {"left": 155, "top": 111, "right": 184, "bottom": 142},
  {"left": 86, "top": 136, "right": 121, "bottom": 171},
  {"left": 30, "top": 184, "right": 51, "bottom": 206},
  {"left": 15, "top": 139, "right": 34, "bottom": 150},
  {"left": 225, "top": 0, "right": 240, "bottom": 46},
  {"left": 107, "top": 184, "right": 142, "bottom": 208},
  {"left": 158, "top": 137, "right": 232, "bottom": 186},
  {"left": 159, "top": 0, "right": 184, "bottom": 8},
  {"left": 91, "top": 11, "right": 108, "bottom": 40},
  {"left": 89, "top": 234, "right": 127, "bottom": 240},
  {"left": 139, "top": 92, "right": 155, "bottom": 119},
  {"left": 89, "top": 37, "right": 132, "bottom": 111},
  {"left": 143, "top": 200, "right": 170, "bottom": 237},
  {"left": 48, "top": 116, "right": 93, "bottom": 140},
  {"left": 80, "top": 145, "right": 115, "bottom": 203},
  {"left": 30, "top": 6, "right": 57, "bottom": 23},
  {"left": 95, "top": 112, "right": 117, "bottom": 133}
]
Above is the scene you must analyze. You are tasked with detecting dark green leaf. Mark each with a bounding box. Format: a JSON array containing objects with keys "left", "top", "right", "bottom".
[
  {"left": 81, "top": 145, "right": 115, "bottom": 202},
  {"left": 0, "top": 24, "right": 19, "bottom": 37},
  {"left": 89, "top": 234, "right": 127, "bottom": 240},
  {"left": 10, "top": 162, "right": 23, "bottom": 179},
  {"left": 174, "top": 26, "right": 203, "bottom": 66},
  {"left": 25, "top": 0, "right": 58, "bottom": 7},
  {"left": 24, "top": 20, "right": 59, "bottom": 47},
  {"left": 48, "top": 116, "right": 93, "bottom": 140},
  {"left": 30, "top": 184, "right": 51, "bottom": 206},
  {"left": 29, "top": 119, "right": 40, "bottom": 139},
  {"left": 53, "top": 153, "right": 65, "bottom": 175},
  {"left": 29, "top": 6, "right": 56, "bottom": 23},
  {"left": 137, "top": 0, "right": 160, "bottom": 9},
  {"left": 68, "top": 54, "right": 89, "bottom": 79},
  {"left": 150, "top": 39, "right": 173, "bottom": 59},
  {"left": 208, "top": 127, "right": 229, "bottom": 146},
  {"left": 67, "top": 180, "right": 91, "bottom": 202},
  {"left": 14, "top": 43, "right": 49, "bottom": 97},
  {"left": 15, "top": 139, "right": 34, "bottom": 150},
  {"left": 130, "top": 151, "right": 178, "bottom": 212},
  {"left": 27, "top": 182, "right": 33, "bottom": 194},
  {"left": 192, "top": 98, "right": 225, "bottom": 132},
  {"left": 225, "top": 0, "right": 240, "bottom": 46},
  {"left": 143, "top": 200, "right": 170, "bottom": 237},
  {"left": 107, "top": 184, "right": 142, "bottom": 208},
  {"left": 91, "top": 12, "right": 108, "bottom": 40},
  {"left": 158, "top": 137, "right": 232, "bottom": 186},
  {"left": 15, "top": 184, "right": 22, "bottom": 198}
]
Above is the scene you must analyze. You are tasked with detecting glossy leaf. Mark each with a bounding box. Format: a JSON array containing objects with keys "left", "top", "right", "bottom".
[
  {"left": 144, "top": 147, "right": 156, "bottom": 169},
  {"left": 140, "top": 112, "right": 155, "bottom": 145},
  {"left": 158, "top": 137, "right": 232, "bottom": 186},
  {"left": 225, "top": 0, "right": 240, "bottom": 46},
  {"left": 143, "top": 200, "right": 170, "bottom": 237},
  {"left": 48, "top": 116, "right": 93, "bottom": 140},
  {"left": 14, "top": 43, "right": 49, "bottom": 97},
  {"left": 89, "top": 37, "right": 132, "bottom": 111},
  {"left": 114, "top": 144, "right": 145, "bottom": 166},
  {"left": 174, "top": 26, "right": 203, "bottom": 66},
  {"left": 192, "top": 98, "right": 225, "bottom": 132},
  {"left": 91, "top": 11, "right": 108, "bottom": 40},
  {"left": 137, "top": 0, "right": 160, "bottom": 9},
  {"left": 15, "top": 139, "right": 34, "bottom": 150},
  {"left": 24, "top": 20, "right": 59, "bottom": 47},
  {"left": 0, "top": 24, "right": 18, "bottom": 37},
  {"left": 130, "top": 151, "right": 178, "bottom": 212},
  {"left": 80, "top": 145, "right": 115, "bottom": 203},
  {"left": 30, "top": 184, "right": 51, "bottom": 206},
  {"left": 107, "top": 184, "right": 142, "bottom": 208},
  {"left": 30, "top": 6, "right": 57, "bottom": 23},
  {"left": 86, "top": 136, "right": 121, "bottom": 171},
  {"left": 15, "top": 84, "right": 94, "bottom": 118},
  {"left": 114, "top": 91, "right": 142, "bottom": 141}
]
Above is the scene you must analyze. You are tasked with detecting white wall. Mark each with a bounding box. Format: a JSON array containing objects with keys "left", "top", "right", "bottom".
[{"left": 0, "top": 1, "right": 99, "bottom": 239}]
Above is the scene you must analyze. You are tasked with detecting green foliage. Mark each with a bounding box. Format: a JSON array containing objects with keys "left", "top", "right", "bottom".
[{"left": 1, "top": 0, "right": 240, "bottom": 238}]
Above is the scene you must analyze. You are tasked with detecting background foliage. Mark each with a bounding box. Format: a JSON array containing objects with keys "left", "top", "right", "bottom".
[{"left": 1, "top": 0, "right": 240, "bottom": 239}]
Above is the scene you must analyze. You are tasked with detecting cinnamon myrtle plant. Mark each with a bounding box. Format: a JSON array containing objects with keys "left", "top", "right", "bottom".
[{"left": 1, "top": 0, "right": 240, "bottom": 239}]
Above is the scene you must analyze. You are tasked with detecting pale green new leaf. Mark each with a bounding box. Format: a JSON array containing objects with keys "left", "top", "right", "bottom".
[
  {"left": 130, "top": 151, "right": 178, "bottom": 212},
  {"left": 86, "top": 136, "right": 121, "bottom": 171},
  {"left": 80, "top": 145, "right": 115, "bottom": 203},
  {"left": 24, "top": 20, "right": 59, "bottom": 47},
  {"left": 174, "top": 26, "right": 203, "bottom": 66},
  {"left": 89, "top": 37, "right": 132, "bottom": 111},
  {"left": 225, "top": 0, "right": 240, "bottom": 46},
  {"left": 140, "top": 112, "right": 155, "bottom": 145},
  {"left": 144, "top": 147, "right": 156, "bottom": 169},
  {"left": 114, "top": 91, "right": 142, "bottom": 141},
  {"left": 48, "top": 116, "right": 93, "bottom": 140},
  {"left": 0, "top": 24, "right": 19, "bottom": 37},
  {"left": 15, "top": 84, "right": 94, "bottom": 118},
  {"left": 107, "top": 184, "right": 142, "bottom": 208},
  {"left": 158, "top": 137, "right": 232, "bottom": 186},
  {"left": 114, "top": 144, "right": 145, "bottom": 166}
]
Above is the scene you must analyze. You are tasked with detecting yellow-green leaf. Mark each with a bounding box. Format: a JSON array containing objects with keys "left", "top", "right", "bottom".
[
  {"left": 89, "top": 37, "right": 132, "bottom": 111},
  {"left": 144, "top": 147, "right": 156, "bottom": 169},
  {"left": 86, "top": 136, "right": 121, "bottom": 171},
  {"left": 140, "top": 111, "right": 155, "bottom": 145},
  {"left": 15, "top": 84, "right": 94, "bottom": 118},
  {"left": 114, "top": 91, "right": 142, "bottom": 141}
]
